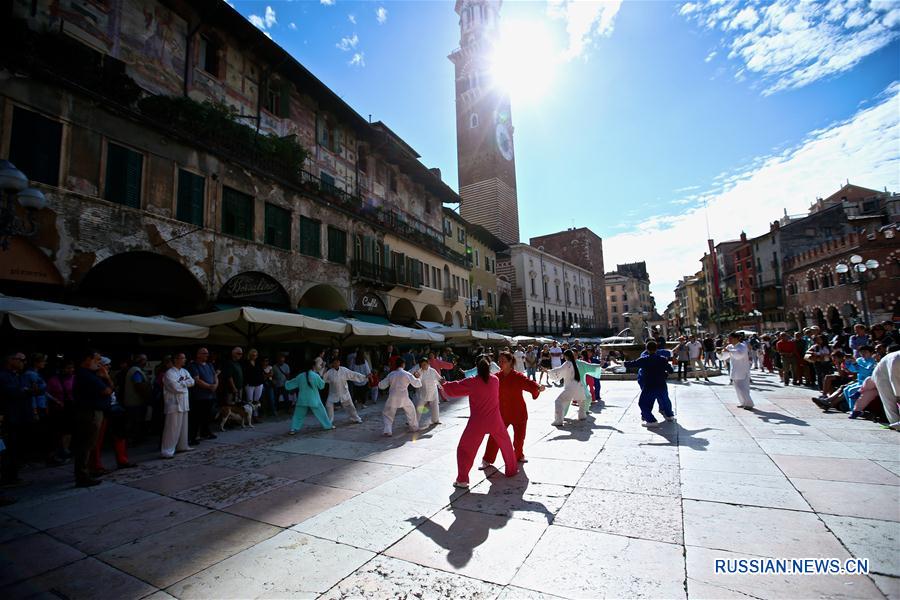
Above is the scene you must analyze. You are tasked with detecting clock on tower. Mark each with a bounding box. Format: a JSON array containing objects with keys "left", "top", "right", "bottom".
[{"left": 449, "top": 0, "right": 520, "bottom": 245}]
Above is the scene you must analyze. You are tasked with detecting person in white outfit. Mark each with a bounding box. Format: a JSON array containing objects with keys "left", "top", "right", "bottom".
[
  {"left": 413, "top": 357, "right": 443, "bottom": 426},
  {"left": 873, "top": 348, "right": 900, "bottom": 429},
  {"left": 544, "top": 349, "right": 587, "bottom": 425},
  {"left": 161, "top": 353, "right": 194, "bottom": 458},
  {"left": 513, "top": 346, "right": 527, "bottom": 373},
  {"left": 378, "top": 358, "right": 421, "bottom": 436},
  {"left": 723, "top": 332, "right": 754, "bottom": 409},
  {"left": 322, "top": 357, "right": 367, "bottom": 424}
]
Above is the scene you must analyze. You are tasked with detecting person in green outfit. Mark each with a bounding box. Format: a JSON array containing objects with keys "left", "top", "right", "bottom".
[{"left": 285, "top": 359, "right": 335, "bottom": 435}]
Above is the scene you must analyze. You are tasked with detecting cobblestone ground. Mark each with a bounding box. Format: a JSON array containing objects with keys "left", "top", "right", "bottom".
[{"left": 0, "top": 371, "right": 898, "bottom": 599}]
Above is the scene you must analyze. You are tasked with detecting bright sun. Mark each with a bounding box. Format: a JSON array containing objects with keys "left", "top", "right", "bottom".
[{"left": 490, "top": 19, "right": 560, "bottom": 105}]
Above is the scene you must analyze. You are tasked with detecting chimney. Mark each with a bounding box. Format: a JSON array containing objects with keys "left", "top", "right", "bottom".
[{"left": 429, "top": 167, "right": 441, "bottom": 179}]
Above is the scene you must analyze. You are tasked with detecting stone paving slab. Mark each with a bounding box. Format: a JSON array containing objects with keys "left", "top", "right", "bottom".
[
  {"left": 165, "top": 530, "right": 374, "bottom": 599},
  {"left": 0, "top": 372, "right": 896, "bottom": 599}
]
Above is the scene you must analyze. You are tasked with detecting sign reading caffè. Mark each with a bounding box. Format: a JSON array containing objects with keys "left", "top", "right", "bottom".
[
  {"left": 219, "top": 272, "right": 290, "bottom": 307},
  {"left": 356, "top": 291, "right": 387, "bottom": 315}
]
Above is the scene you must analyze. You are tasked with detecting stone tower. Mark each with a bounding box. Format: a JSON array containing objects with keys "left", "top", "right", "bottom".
[{"left": 449, "top": 0, "right": 520, "bottom": 245}]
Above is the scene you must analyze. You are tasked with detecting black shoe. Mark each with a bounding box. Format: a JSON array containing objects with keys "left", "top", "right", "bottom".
[
  {"left": 0, "top": 478, "right": 27, "bottom": 488},
  {"left": 189, "top": 439, "right": 200, "bottom": 446},
  {"left": 75, "top": 478, "right": 102, "bottom": 488}
]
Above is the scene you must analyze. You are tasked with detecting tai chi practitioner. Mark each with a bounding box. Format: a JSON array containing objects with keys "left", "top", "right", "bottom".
[
  {"left": 577, "top": 357, "right": 604, "bottom": 407},
  {"left": 625, "top": 341, "right": 675, "bottom": 427},
  {"left": 441, "top": 357, "right": 518, "bottom": 488},
  {"left": 544, "top": 350, "right": 586, "bottom": 425},
  {"left": 285, "top": 360, "right": 334, "bottom": 434},
  {"left": 323, "top": 357, "right": 367, "bottom": 424},
  {"left": 481, "top": 351, "right": 544, "bottom": 468},
  {"left": 161, "top": 353, "right": 195, "bottom": 458},
  {"left": 413, "top": 357, "right": 443, "bottom": 426},
  {"left": 379, "top": 358, "right": 421, "bottom": 436},
  {"left": 722, "top": 332, "right": 754, "bottom": 409}
]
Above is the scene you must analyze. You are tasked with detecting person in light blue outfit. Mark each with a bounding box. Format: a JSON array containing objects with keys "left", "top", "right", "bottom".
[
  {"left": 285, "top": 359, "right": 334, "bottom": 435},
  {"left": 843, "top": 345, "right": 877, "bottom": 410}
]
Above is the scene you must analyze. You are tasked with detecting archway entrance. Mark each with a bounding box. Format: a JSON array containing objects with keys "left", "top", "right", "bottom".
[
  {"left": 498, "top": 292, "right": 513, "bottom": 325},
  {"left": 813, "top": 307, "right": 827, "bottom": 330},
  {"left": 420, "top": 304, "right": 442, "bottom": 323},
  {"left": 298, "top": 284, "right": 348, "bottom": 311},
  {"left": 827, "top": 306, "right": 843, "bottom": 331},
  {"left": 77, "top": 251, "right": 206, "bottom": 316},
  {"left": 390, "top": 298, "right": 417, "bottom": 325}
]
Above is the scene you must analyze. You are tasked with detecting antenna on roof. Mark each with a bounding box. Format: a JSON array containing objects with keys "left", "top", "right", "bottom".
[{"left": 368, "top": 114, "right": 372, "bottom": 123}]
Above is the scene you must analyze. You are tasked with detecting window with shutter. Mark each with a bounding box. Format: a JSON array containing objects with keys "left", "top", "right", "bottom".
[
  {"left": 265, "top": 203, "right": 291, "bottom": 249},
  {"left": 222, "top": 186, "right": 254, "bottom": 240},
  {"left": 9, "top": 107, "right": 62, "bottom": 186},
  {"left": 105, "top": 142, "right": 143, "bottom": 208},
  {"left": 176, "top": 169, "right": 205, "bottom": 226},
  {"left": 299, "top": 217, "right": 321, "bottom": 257},
  {"left": 327, "top": 227, "right": 346, "bottom": 263},
  {"left": 279, "top": 83, "right": 291, "bottom": 118}
]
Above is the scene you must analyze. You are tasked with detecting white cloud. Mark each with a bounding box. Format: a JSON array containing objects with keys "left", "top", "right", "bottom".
[
  {"left": 348, "top": 14, "right": 357, "bottom": 25},
  {"left": 248, "top": 5, "right": 277, "bottom": 31},
  {"left": 349, "top": 52, "right": 366, "bottom": 67},
  {"left": 376, "top": 6, "right": 388, "bottom": 24},
  {"left": 321, "top": 0, "right": 335, "bottom": 5},
  {"left": 681, "top": 0, "right": 900, "bottom": 95},
  {"left": 289, "top": 22, "right": 297, "bottom": 31},
  {"left": 704, "top": 50, "right": 717, "bottom": 62},
  {"left": 336, "top": 33, "right": 359, "bottom": 51},
  {"left": 547, "top": 0, "right": 623, "bottom": 60},
  {"left": 603, "top": 83, "right": 900, "bottom": 307}
]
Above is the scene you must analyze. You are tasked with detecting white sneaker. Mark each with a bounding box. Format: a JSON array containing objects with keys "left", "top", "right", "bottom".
[
  {"left": 478, "top": 460, "right": 492, "bottom": 470},
  {"left": 641, "top": 420, "right": 662, "bottom": 428},
  {"left": 453, "top": 481, "right": 469, "bottom": 489}
]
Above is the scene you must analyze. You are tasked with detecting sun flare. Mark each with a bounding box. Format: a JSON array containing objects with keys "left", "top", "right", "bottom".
[{"left": 489, "top": 19, "right": 560, "bottom": 105}]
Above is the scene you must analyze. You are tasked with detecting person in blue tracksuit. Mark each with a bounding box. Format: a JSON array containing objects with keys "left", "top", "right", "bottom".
[{"left": 624, "top": 340, "right": 675, "bottom": 427}]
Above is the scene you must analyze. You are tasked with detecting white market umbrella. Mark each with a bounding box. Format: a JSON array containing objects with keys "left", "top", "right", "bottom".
[
  {"left": 336, "top": 318, "right": 444, "bottom": 345},
  {"left": 179, "top": 306, "right": 346, "bottom": 346},
  {"left": 0, "top": 294, "right": 209, "bottom": 338}
]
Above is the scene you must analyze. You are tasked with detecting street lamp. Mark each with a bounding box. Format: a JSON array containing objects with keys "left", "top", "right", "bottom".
[
  {"left": 835, "top": 255, "right": 880, "bottom": 325},
  {"left": 0, "top": 160, "right": 48, "bottom": 250},
  {"left": 465, "top": 296, "right": 486, "bottom": 330}
]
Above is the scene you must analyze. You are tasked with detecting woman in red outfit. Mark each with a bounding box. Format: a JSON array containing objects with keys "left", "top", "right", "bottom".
[
  {"left": 481, "top": 351, "right": 545, "bottom": 469},
  {"left": 440, "top": 356, "right": 519, "bottom": 489}
]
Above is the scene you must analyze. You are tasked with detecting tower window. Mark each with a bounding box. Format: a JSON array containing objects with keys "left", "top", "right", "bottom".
[{"left": 470, "top": 113, "right": 479, "bottom": 128}]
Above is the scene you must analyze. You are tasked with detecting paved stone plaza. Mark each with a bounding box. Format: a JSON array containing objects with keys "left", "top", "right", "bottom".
[{"left": 0, "top": 372, "right": 898, "bottom": 599}]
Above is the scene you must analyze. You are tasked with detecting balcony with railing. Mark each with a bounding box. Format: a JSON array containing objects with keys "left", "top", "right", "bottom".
[
  {"left": 351, "top": 260, "right": 421, "bottom": 290},
  {"left": 444, "top": 287, "right": 460, "bottom": 304}
]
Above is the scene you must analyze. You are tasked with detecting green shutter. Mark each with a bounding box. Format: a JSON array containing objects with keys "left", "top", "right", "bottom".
[
  {"left": 222, "top": 186, "right": 254, "bottom": 240},
  {"left": 10, "top": 107, "right": 61, "bottom": 187},
  {"left": 177, "top": 170, "right": 204, "bottom": 226},
  {"left": 382, "top": 244, "right": 391, "bottom": 268},
  {"left": 362, "top": 235, "right": 373, "bottom": 263},
  {"left": 105, "top": 143, "right": 142, "bottom": 208},
  {"left": 265, "top": 203, "right": 290, "bottom": 249}
]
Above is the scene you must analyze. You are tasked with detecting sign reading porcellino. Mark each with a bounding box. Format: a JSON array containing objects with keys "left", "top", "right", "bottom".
[{"left": 714, "top": 558, "right": 869, "bottom": 575}]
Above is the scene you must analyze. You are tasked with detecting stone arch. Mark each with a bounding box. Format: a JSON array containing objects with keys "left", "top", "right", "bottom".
[
  {"left": 454, "top": 310, "right": 464, "bottom": 327},
  {"left": 443, "top": 311, "right": 453, "bottom": 326},
  {"left": 812, "top": 307, "right": 827, "bottom": 329},
  {"left": 390, "top": 297, "right": 417, "bottom": 325},
  {"left": 841, "top": 302, "right": 859, "bottom": 325},
  {"left": 827, "top": 305, "right": 843, "bottom": 331},
  {"left": 420, "top": 304, "right": 443, "bottom": 323},
  {"left": 77, "top": 251, "right": 206, "bottom": 316},
  {"left": 298, "top": 284, "right": 348, "bottom": 311},
  {"left": 498, "top": 292, "right": 513, "bottom": 321}
]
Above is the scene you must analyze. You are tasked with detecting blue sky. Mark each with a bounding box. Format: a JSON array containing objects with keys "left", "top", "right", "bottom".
[{"left": 232, "top": 0, "right": 899, "bottom": 306}]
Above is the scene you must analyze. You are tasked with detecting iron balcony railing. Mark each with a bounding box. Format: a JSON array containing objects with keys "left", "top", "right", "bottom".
[
  {"left": 351, "top": 260, "right": 421, "bottom": 289},
  {"left": 444, "top": 287, "right": 460, "bottom": 303}
]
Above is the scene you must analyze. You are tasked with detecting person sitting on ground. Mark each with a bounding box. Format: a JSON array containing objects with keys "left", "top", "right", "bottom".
[
  {"left": 813, "top": 346, "right": 876, "bottom": 412},
  {"left": 873, "top": 346, "right": 900, "bottom": 430},
  {"left": 818, "top": 350, "right": 852, "bottom": 399}
]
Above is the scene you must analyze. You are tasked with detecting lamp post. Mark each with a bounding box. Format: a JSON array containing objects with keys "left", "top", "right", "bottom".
[
  {"left": 0, "top": 160, "right": 48, "bottom": 250},
  {"left": 465, "top": 296, "right": 486, "bottom": 330},
  {"left": 835, "top": 255, "right": 879, "bottom": 325}
]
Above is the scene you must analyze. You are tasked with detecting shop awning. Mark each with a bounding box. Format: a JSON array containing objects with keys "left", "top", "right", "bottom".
[
  {"left": 0, "top": 294, "right": 209, "bottom": 338},
  {"left": 335, "top": 317, "right": 444, "bottom": 344},
  {"left": 427, "top": 327, "right": 510, "bottom": 345},
  {"left": 179, "top": 306, "right": 346, "bottom": 346},
  {"left": 416, "top": 320, "right": 445, "bottom": 330}
]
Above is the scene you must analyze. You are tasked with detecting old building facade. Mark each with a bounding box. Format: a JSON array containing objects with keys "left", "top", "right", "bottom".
[
  {"left": 529, "top": 228, "right": 607, "bottom": 333},
  {"left": 604, "top": 262, "right": 655, "bottom": 332},
  {"left": 1, "top": 0, "right": 470, "bottom": 325},
  {"left": 498, "top": 244, "right": 594, "bottom": 335}
]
